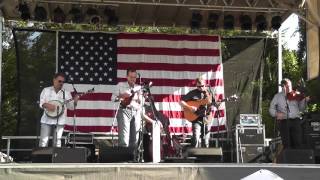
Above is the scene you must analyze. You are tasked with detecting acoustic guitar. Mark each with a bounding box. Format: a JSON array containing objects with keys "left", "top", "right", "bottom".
[{"left": 183, "top": 94, "right": 238, "bottom": 122}]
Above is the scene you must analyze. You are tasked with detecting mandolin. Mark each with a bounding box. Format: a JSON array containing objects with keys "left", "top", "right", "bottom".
[
  {"left": 183, "top": 94, "right": 238, "bottom": 122},
  {"left": 120, "top": 86, "right": 141, "bottom": 108}
]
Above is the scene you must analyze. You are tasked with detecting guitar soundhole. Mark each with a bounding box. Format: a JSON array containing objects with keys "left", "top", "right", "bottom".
[{"left": 195, "top": 106, "right": 207, "bottom": 117}]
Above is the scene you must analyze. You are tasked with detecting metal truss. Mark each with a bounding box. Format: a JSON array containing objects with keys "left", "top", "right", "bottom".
[{"left": 31, "top": 0, "right": 301, "bottom": 13}]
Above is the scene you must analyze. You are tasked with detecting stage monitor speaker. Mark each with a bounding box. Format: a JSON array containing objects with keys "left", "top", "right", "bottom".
[
  {"left": 186, "top": 147, "right": 223, "bottom": 163},
  {"left": 99, "top": 146, "right": 134, "bottom": 163},
  {"left": 32, "top": 147, "right": 87, "bottom": 163},
  {"left": 278, "top": 149, "right": 315, "bottom": 164}
]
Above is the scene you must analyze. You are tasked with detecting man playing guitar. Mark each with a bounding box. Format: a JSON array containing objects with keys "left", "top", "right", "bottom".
[
  {"left": 180, "top": 77, "right": 214, "bottom": 148},
  {"left": 39, "top": 73, "right": 79, "bottom": 147}
]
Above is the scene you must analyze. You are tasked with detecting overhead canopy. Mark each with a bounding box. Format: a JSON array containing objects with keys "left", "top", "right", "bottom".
[{"left": 0, "top": 0, "right": 302, "bottom": 29}]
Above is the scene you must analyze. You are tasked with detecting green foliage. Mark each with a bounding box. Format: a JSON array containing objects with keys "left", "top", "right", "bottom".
[{"left": 1, "top": 28, "right": 18, "bottom": 138}]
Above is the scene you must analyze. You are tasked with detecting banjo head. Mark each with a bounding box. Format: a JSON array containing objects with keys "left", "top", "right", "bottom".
[{"left": 45, "top": 100, "right": 65, "bottom": 118}]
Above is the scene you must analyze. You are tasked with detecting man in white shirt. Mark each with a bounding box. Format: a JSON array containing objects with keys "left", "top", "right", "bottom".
[
  {"left": 39, "top": 73, "right": 78, "bottom": 147},
  {"left": 112, "top": 69, "right": 142, "bottom": 149},
  {"left": 269, "top": 78, "right": 309, "bottom": 149}
]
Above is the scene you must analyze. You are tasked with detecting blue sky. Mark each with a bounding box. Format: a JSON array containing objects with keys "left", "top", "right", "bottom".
[{"left": 281, "top": 13, "right": 300, "bottom": 51}]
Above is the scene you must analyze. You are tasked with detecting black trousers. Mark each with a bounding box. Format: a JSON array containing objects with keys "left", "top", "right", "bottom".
[{"left": 278, "top": 118, "right": 302, "bottom": 149}]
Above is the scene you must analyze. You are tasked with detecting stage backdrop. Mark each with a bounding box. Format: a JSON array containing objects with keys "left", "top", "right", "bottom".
[
  {"left": 57, "top": 32, "right": 226, "bottom": 134},
  {"left": 13, "top": 30, "right": 266, "bottom": 138}
]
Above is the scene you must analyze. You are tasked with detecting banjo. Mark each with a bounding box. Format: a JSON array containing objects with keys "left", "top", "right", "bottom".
[{"left": 44, "top": 88, "right": 94, "bottom": 118}]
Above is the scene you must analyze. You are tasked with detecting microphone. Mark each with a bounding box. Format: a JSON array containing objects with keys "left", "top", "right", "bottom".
[
  {"left": 279, "top": 79, "right": 287, "bottom": 87},
  {"left": 148, "top": 81, "right": 153, "bottom": 87},
  {"left": 137, "top": 73, "right": 141, "bottom": 78}
]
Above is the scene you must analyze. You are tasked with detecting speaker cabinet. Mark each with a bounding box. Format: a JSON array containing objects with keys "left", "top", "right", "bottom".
[
  {"left": 31, "top": 147, "right": 87, "bottom": 163},
  {"left": 278, "top": 149, "right": 315, "bottom": 164},
  {"left": 99, "top": 146, "right": 134, "bottom": 163}
]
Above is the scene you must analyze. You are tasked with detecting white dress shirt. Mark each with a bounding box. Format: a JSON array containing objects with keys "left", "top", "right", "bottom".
[{"left": 39, "top": 86, "right": 74, "bottom": 125}]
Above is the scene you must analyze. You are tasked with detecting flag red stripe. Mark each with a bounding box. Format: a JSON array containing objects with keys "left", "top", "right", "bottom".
[
  {"left": 118, "top": 33, "right": 219, "bottom": 42},
  {"left": 210, "top": 125, "right": 226, "bottom": 132},
  {"left": 64, "top": 125, "right": 115, "bottom": 132},
  {"left": 77, "top": 93, "right": 224, "bottom": 102},
  {"left": 118, "top": 47, "right": 220, "bottom": 56},
  {"left": 67, "top": 109, "right": 225, "bottom": 118},
  {"left": 117, "top": 62, "right": 221, "bottom": 72},
  {"left": 78, "top": 93, "right": 111, "bottom": 101},
  {"left": 161, "top": 110, "right": 225, "bottom": 119}
]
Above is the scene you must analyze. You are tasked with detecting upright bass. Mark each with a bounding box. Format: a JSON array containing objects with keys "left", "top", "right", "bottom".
[{"left": 143, "top": 83, "right": 183, "bottom": 158}]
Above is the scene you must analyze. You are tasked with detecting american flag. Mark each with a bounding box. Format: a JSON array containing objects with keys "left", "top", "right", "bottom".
[{"left": 58, "top": 32, "right": 226, "bottom": 134}]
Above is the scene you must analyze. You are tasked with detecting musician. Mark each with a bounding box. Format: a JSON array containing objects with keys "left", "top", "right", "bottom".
[
  {"left": 269, "top": 78, "right": 310, "bottom": 149},
  {"left": 111, "top": 68, "right": 142, "bottom": 148},
  {"left": 39, "top": 73, "right": 79, "bottom": 147},
  {"left": 180, "top": 77, "right": 213, "bottom": 148}
]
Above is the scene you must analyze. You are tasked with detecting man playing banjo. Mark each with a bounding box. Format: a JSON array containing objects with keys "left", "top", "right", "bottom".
[{"left": 39, "top": 73, "right": 79, "bottom": 147}]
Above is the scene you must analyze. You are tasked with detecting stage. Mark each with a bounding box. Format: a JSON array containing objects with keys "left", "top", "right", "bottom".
[{"left": 1, "top": 163, "right": 320, "bottom": 180}]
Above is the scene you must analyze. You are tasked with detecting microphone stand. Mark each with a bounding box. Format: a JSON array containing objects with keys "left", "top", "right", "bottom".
[
  {"left": 207, "top": 86, "right": 220, "bottom": 147},
  {"left": 111, "top": 101, "right": 121, "bottom": 147},
  {"left": 72, "top": 84, "right": 78, "bottom": 148},
  {"left": 136, "top": 75, "right": 144, "bottom": 163},
  {"left": 55, "top": 106, "right": 60, "bottom": 147},
  {"left": 36, "top": 81, "right": 44, "bottom": 147},
  {"left": 284, "top": 88, "right": 290, "bottom": 149}
]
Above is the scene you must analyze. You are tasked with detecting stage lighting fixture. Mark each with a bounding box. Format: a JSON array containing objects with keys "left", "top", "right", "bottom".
[
  {"left": 255, "top": 15, "right": 267, "bottom": 32},
  {"left": 18, "top": 2, "right": 30, "bottom": 21},
  {"left": 104, "top": 7, "right": 119, "bottom": 26},
  {"left": 34, "top": 5, "right": 47, "bottom": 21},
  {"left": 53, "top": 6, "right": 66, "bottom": 23},
  {"left": 87, "top": 7, "right": 101, "bottom": 24},
  {"left": 271, "top": 16, "right": 282, "bottom": 30},
  {"left": 90, "top": 16, "right": 101, "bottom": 24},
  {"left": 190, "top": 11, "right": 203, "bottom": 29},
  {"left": 207, "top": 13, "right": 219, "bottom": 30},
  {"left": 224, "top": 15, "right": 234, "bottom": 30},
  {"left": 69, "top": 7, "right": 84, "bottom": 23},
  {"left": 240, "top": 15, "right": 252, "bottom": 30}
]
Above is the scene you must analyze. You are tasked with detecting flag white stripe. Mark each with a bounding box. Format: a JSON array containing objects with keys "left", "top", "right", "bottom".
[
  {"left": 64, "top": 84, "right": 225, "bottom": 96},
  {"left": 74, "top": 101, "right": 226, "bottom": 112}
]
